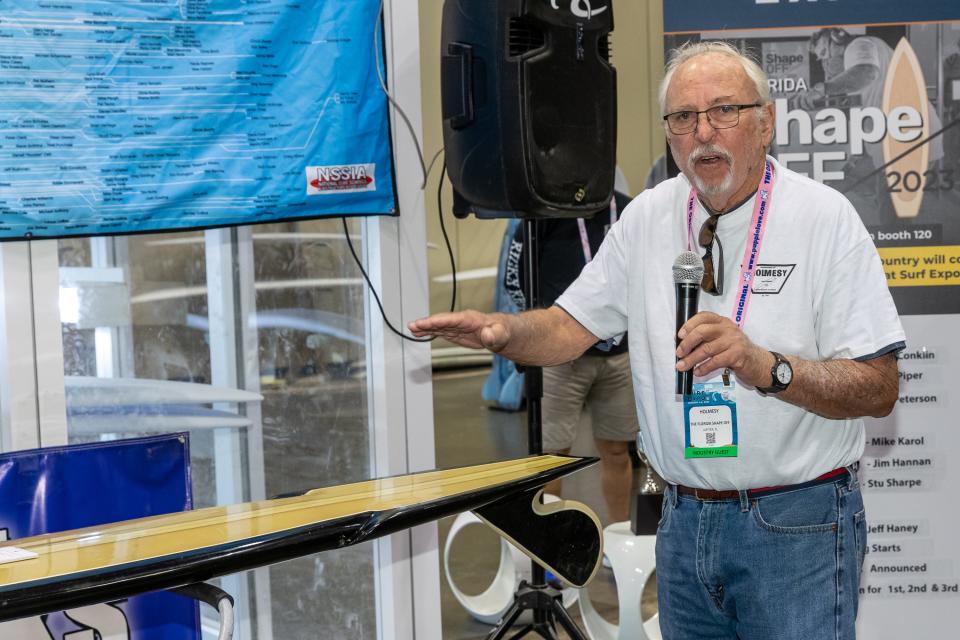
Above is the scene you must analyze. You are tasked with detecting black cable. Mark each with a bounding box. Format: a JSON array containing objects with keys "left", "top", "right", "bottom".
[
  {"left": 373, "top": 0, "right": 427, "bottom": 187},
  {"left": 341, "top": 217, "right": 434, "bottom": 342},
  {"left": 361, "top": 4, "right": 458, "bottom": 338},
  {"left": 437, "top": 162, "right": 457, "bottom": 312},
  {"left": 340, "top": 157, "right": 460, "bottom": 342}
]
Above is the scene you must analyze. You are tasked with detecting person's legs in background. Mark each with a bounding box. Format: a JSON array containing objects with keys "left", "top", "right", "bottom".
[
  {"left": 541, "top": 352, "right": 639, "bottom": 523},
  {"left": 592, "top": 438, "right": 632, "bottom": 523},
  {"left": 540, "top": 358, "right": 592, "bottom": 503},
  {"left": 541, "top": 438, "right": 631, "bottom": 523},
  {"left": 588, "top": 351, "right": 640, "bottom": 523}
]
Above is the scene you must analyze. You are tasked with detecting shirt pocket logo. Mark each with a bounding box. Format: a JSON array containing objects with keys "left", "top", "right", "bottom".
[{"left": 751, "top": 264, "right": 796, "bottom": 295}]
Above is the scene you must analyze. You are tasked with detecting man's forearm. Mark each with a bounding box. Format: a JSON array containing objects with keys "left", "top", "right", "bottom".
[
  {"left": 493, "top": 307, "right": 598, "bottom": 367},
  {"left": 779, "top": 353, "right": 898, "bottom": 419}
]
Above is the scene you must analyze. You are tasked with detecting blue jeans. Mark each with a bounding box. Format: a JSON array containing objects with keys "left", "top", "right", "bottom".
[{"left": 656, "top": 469, "right": 866, "bottom": 639}]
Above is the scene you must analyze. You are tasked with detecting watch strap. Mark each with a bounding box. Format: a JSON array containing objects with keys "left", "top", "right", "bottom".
[{"left": 757, "top": 351, "right": 791, "bottom": 395}]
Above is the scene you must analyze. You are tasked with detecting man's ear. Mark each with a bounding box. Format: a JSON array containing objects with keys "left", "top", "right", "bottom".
[{"left": 760, "top": 102, "right": 776, "bottom": 147}]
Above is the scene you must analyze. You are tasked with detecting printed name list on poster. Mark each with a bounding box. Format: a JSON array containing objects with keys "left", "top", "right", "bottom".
[
  {"left": 0, "top": 0, "right": 396, "bottom": 239},
  {"left": 861, "top": 321, "right": 958, "bottom": 602}
]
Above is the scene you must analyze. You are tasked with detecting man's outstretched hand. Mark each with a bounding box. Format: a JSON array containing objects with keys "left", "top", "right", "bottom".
[
  {"left": 409, "top": 306, "right": 598, "bottom": 366},
  {"left": 408, "top": 310, "right": 511, "bottom": 352}
]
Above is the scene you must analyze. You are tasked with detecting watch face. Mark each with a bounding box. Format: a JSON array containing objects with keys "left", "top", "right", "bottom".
[{"left": 775, "top": 363, "right": 792, "bottom": 384}]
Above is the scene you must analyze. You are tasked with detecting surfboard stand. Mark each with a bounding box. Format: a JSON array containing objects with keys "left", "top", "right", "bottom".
[{"left": 486, "top": 580, "right": 587, "bottom": 640}]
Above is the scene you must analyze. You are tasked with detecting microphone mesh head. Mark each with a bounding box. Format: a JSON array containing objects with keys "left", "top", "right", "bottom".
[{"left": 673, "top": 251, "right": 704, "bottom": 285}]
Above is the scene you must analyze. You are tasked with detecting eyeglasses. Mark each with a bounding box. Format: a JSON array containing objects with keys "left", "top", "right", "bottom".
[
  {"left": 663, "top": 104, "right": 761, "bottom": 135},
  {"left": 699, "top": 213, "right": 724, "bottom": 295}
]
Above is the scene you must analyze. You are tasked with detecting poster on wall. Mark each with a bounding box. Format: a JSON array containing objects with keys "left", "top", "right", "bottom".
[
  {"left": 663, "top": 1, "right": 960, "bottom": 638},
  {"left": 0, "top": 0, "right": 397, "bottom": 240}
]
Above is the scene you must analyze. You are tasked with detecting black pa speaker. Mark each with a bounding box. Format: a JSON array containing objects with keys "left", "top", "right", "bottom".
[{"left": 441, "top": 0, "right": 617, "bottom": 219}]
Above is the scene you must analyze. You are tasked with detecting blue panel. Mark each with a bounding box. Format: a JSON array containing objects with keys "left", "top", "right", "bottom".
[
  {"left": 0, "top": 434, "right": 199, "bottom": 639},
  {"left": 665, "top": 0, "right": 960, "bottom": 33},
  {"left": 0, "top": 1, "right": 397, "bottom": 239}
]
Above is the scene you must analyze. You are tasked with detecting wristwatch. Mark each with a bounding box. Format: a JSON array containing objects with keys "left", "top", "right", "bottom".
[{"left": 757, "top": 351, "right": 793, "bottom": 395}]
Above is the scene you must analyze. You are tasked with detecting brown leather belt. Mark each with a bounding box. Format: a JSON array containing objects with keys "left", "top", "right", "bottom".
[{"left": 675, "top": 467, "right": 849, "bottom": 501}]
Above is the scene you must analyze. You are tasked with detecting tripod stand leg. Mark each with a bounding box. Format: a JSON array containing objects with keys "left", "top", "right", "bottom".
[
  {"left": 485, "top": 600, "right": 528, "bottom": 640},
  {"left": 508, "top": 626, "right": 537, "bottom": 640},
  {"left": 548, "top": 595, "right": 590, "bottom": 640},
  {"left": 532, "top": 622, "right": 559, "bottom": 640}
]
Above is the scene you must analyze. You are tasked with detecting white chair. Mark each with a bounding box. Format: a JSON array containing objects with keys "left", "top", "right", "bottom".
[
  {"left": 444, "top": 505, "right": 579, "bottom": 625},
  {"left": 171, "top": 583, "right": 235, "bottom": 640},
  {"left": 577, "top": 521, "right": 661, "bottom": 640}
]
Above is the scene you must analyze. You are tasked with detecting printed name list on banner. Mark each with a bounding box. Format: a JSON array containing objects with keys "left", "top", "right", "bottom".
[
  {"left": 861, "top": 316, "right": 959, "bottom": 614},
  {"left": 664, "top": 2, "right": 960, "bottom": 638},
  {"left": 0, "top": 0, "right": 397, "bottom": 240}
]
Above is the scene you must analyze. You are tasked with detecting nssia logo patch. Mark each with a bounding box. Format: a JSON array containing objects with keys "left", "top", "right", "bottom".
[
  {"left": 751, "top": 264, "right": 795, "bottom": 294},
  {"left": 306, "top": 164, "right": 376, "bottom": 195}
]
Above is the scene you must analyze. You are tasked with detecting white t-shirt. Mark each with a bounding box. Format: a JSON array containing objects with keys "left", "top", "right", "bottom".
[{"left": 556, "top": 157, "right": 905, "bottom": 490}]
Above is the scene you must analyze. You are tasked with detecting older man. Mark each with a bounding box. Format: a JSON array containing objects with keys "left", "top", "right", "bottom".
[{"left": 411, "top": 41, "right": 903, "bottom": 639}]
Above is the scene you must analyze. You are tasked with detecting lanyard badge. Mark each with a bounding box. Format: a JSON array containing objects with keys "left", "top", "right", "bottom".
[{"left": 684, "top": 379, "right": 738, "bottom": 458}]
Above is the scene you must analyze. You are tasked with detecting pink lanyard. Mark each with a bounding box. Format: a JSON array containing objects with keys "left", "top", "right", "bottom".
[
  {"left": 685, "top": 160, "right": 776, "bottom": 329},
  {"left": 577, "top": 197, "right": 618, "bottom": 264}
]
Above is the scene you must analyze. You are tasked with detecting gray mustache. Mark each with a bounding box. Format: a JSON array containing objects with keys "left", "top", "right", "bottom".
[{"left": 689, "top": 146, "right": 733, "bottom": 165}]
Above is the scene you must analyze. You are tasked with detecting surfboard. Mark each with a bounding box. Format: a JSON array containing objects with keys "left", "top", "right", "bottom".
[
  {"left": 882, "top": 37, "right": 929, "bottom": 219},
  {"left": 0, "top": 454, "right": 600, "bottom": 622}
]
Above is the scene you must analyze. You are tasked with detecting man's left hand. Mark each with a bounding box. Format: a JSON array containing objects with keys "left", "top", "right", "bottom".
[{"left": 675, "top": 312, "right": 773, "bottom": 387}]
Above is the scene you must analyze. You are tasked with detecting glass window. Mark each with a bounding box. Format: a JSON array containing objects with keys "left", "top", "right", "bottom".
[{"left": 57, "top": 217, "right": 375, "bottom": 638}]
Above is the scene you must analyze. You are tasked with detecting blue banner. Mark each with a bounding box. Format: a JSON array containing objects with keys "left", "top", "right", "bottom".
[
  {"left": 0, "top": 434, "right": 199, "bottom": 639},
  {"left": 665, "top": 1, "right": 960, "bottom": 33},
  {"left": 0, "top": 0, "right": 397, "bottom": 239}
]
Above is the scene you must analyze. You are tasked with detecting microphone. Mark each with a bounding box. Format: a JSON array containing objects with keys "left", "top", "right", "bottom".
[{"left": 673, "top": 251, "right": 704, "bottom": 395}]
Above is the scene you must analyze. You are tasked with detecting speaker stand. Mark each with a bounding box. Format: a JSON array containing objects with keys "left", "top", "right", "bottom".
[{"left": 484, "top": 218, "right": 589, "bottom": 640}]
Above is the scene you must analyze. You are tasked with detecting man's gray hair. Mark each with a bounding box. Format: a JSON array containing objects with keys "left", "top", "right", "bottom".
[{"left": 658, "top": 41, "right": 771, "bottom": 115}]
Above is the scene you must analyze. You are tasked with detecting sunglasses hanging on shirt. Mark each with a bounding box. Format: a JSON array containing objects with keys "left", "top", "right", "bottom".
[{"left": 698, "top": 213, "right": 724, "bottom": 296}]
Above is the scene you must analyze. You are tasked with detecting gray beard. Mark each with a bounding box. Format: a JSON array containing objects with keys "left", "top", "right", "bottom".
[
  {"left": 686, "top": 144, "right": 735, "bottom": 197},
  {"left": 691, "top": 169, "right": 734, "bottom": 197}
]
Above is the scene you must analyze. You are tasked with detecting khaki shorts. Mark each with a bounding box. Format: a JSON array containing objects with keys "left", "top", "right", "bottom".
[{"left": 541, "top": 351, "right": 639, "bottom": 451}]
